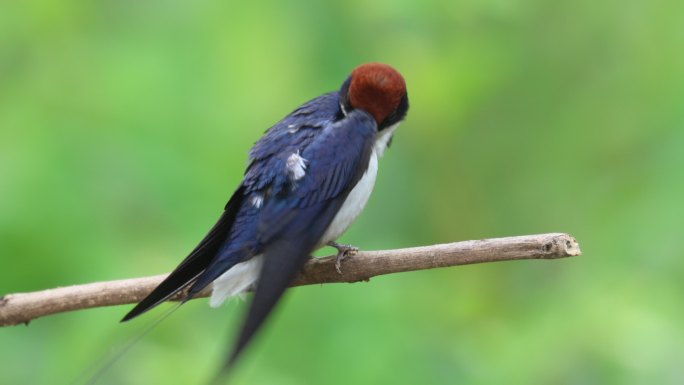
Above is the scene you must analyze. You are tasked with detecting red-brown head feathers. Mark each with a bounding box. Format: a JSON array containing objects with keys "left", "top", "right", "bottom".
[{"left": 346, "top": 63, "right": 407, "bottom": 126}]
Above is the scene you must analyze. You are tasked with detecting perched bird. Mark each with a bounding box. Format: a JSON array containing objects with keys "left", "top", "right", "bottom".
[{"left": 121, "top": 62, "right": 409, "bottom": 372}]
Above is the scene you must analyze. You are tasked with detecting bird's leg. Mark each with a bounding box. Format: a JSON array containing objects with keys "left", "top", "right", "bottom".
[{"left": 327, "top": 241, "right": 359, "bottom": 274}]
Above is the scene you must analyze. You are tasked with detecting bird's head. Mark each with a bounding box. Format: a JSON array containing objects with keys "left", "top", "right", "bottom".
[{"left": 339, "top": 63, "right": 409, "bottom": 130}]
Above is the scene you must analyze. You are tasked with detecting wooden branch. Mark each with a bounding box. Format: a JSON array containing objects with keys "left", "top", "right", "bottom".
[{"left": 0, "top": 233, "right": 580, "bottom": 327}]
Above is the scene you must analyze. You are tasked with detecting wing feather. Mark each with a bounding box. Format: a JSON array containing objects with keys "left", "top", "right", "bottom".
[
  {"left": 221, "top": 110, "right": 378, "bottom": 371},
  {"left": 121, "top": 186, "right": 245, "bottom": 322}
]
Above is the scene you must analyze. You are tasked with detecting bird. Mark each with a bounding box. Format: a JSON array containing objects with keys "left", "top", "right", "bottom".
[{"left": 121, "top": 62, "right": 409, "bottom": 373}]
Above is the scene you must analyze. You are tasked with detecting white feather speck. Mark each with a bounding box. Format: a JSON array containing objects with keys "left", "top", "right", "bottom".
[
  {"left": 286, "top": 151, "right": 308, "bottom": 181},
  {"left": 251, "top": 194, "right": 264, "bottom": 208},
  {"left": 340, "top": 102, "right": 348, "bottom": 116}
]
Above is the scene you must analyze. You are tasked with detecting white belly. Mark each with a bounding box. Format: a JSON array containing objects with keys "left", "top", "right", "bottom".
[
  {"left": 318, "top": 151, "right": 378, "bottom": 246},
  {"left": 319, "top": 122, "right": 398, "bottom": 246}
]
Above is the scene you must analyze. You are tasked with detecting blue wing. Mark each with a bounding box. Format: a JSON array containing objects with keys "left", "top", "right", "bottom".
[
  {"left": 221, "top": 109, "right": 378, "bottom": 371},
  {"left": 123, "top": 92, "right": 343, "bottom": 321},
  {"left": 186, "top": 92, "right": 345, "bottom": 293},
  {"left": 123, "top": 90, "right": 379, "bottom": 373}
]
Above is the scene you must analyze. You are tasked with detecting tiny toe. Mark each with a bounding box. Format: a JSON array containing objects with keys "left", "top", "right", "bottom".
[{"left": 335, "top": 252, "right": 347, "bottom": 274}]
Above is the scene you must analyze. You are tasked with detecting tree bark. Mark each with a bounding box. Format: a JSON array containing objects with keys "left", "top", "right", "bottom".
[{"left": 0, "top": 233, "right": 580, "bottom": 327}]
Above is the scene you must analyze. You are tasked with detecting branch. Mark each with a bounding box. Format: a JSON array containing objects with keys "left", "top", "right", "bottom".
[{"left": 0, "top": 233, "right": 580, "bottom": 327}]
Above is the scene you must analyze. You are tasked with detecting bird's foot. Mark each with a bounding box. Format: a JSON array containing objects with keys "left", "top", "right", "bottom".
[{"left": 327, "top": 241, "right": 359, "bottom": 274}]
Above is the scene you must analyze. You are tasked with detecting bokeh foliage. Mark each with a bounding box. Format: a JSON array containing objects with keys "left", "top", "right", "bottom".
[{"left": 1, "top": 0, "right": 683, "bottom": 384}]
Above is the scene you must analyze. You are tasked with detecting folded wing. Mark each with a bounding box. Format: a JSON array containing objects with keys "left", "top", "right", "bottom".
[{"left": 222, "top": 109, "right": 378, "bottom": 370}]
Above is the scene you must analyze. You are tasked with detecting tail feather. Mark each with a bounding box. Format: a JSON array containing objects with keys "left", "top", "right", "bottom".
[{"left": 121, "top": 186, "right": 245, "bottom": 322}]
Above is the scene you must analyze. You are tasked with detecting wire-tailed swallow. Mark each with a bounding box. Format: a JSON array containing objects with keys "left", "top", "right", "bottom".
[{"left": 121, "top": 62, "right": 409, "bottom": 372}]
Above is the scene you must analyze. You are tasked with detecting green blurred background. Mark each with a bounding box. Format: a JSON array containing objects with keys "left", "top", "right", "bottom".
[{"left": 2, "top": 0, "right": 683, "bottom": 384}]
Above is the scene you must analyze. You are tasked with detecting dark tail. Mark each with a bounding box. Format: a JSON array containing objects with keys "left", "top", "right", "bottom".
[
  {"left": 212, "top": 200, "right": 342, "bottom": 382},
  {"left": 121, "top": 186, "right": 245, "bottom": 322}
]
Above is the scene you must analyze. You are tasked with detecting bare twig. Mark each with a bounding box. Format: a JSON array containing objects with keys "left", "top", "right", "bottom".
[{"left": 0, "top": 233, "right": 580, "bottom": 327}]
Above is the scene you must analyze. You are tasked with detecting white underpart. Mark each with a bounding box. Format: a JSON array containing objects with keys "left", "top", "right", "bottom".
[
  {"left": 209, "top": 255, "right": 263, "bottom": 307},
  {"left": 319, "top": 123, "right": 399, "bottom": 246},
  {"left": 209, "top": 123, "right": 399, "bottom": 307},
  {"left": 286, "top": 151, "right": 308, "bottom": 181},
  {"left": 373, "top": 122, "right": 398, "bottom": 158}
]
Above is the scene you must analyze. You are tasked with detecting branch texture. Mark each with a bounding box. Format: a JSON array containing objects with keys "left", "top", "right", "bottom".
[{"left": 0, "top": 233, "right": 580, "bottom": 327}]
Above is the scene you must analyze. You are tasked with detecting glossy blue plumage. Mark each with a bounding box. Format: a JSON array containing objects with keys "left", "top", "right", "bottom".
[
  {"left": 122, "top": 63, "right": 408, "bottom": 377},
  {"left": 123, "top": 90, "right": 379, "bottom": 368},
  {"left": 186, "top": 92, "right": 377, "bottom": 291}
]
